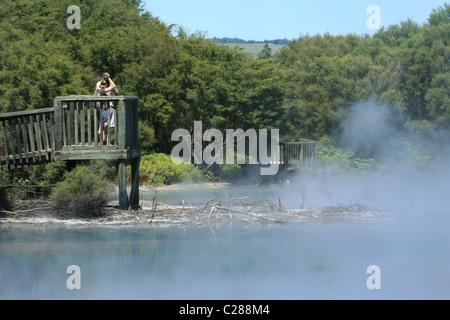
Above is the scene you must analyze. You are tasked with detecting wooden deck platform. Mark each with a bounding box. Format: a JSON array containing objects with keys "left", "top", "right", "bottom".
[{"left": 1, "top": 95, "right": 141, "bottom": 210}]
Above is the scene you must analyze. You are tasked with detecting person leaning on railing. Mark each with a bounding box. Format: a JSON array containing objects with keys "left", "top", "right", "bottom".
[{"left": 95, "top": 73, "right": 119, "bottom": 145}]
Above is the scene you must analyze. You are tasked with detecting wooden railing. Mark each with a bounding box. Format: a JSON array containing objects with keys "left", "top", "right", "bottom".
[
  {"left": 53, "top": 95, "right": 140, "bottom": 160},
  {"left": 280, "top": 139, "right": 317, "bottom": 168},
  {"left": 0, "top": 107, "right": 56, "bottom": 169},
  {"left": 1, "top": 96, "right": 141, "bottom": 210}
]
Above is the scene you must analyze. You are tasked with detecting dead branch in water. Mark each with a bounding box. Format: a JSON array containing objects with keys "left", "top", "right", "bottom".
[
  {"left": 0, "top": 184, "right": 56, "bottom": 190},
  {"left": 0, "top": 206, "right": 52, "bottom": 216},
  {"left": 1, "top": 195, "right": 393, "bottom": 227},
  {"left": 214, "top": 205, "right": 283, "bottom": 224}
]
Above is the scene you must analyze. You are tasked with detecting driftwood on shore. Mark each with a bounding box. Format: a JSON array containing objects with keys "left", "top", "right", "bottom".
[{"left": 0, "top": 195, "right": 393, "bottom": 228}]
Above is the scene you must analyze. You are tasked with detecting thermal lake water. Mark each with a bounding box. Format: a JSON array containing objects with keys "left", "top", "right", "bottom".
[{"left": 1, "top": 177, "right": 450, "bottom": 300}]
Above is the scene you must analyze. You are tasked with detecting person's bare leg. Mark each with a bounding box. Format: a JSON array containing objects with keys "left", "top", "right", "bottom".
[
  {"left": 103, "top": 123, "right": 109, "bottom": 145},
  {"left": 98, "top": 123, "right": 102, "bottom": 145}
]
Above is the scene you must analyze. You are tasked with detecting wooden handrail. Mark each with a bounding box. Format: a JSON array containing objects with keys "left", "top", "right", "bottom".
[
  {"left": 0, "top": 107, "right": 55, "bottom": 121},
  {"left": 55, "top": 95, "right": 138, "bottom": 102}
]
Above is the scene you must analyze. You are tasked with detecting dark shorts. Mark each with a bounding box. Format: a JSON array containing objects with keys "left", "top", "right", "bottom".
[
  {"left": 98, "top": 109, "right": 109, "bottom": 124},
  {"left": 102, "top": 110, "right": 108, "bottom": 124}
]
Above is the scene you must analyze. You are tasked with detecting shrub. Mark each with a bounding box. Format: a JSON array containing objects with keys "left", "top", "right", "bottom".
[
  {"left": 0, "top": 162, "right": 69, "bottom": 201},
  {"left": 201, "top": 163, "right": 242, "bottom": 181},
  {"left": 317, "top": 136, "right": 382, "bottom": 172},
  {"left": 50, "top": 165, "right": 113, "bottom": 216},
  {"left": 39, "top": 161, "right": 68, "bottom": 186},
  {"left": 31, "top": 161, "right": 68, "bottom": 197},
  {"left": 138, "top": 153, "right": 208, "bottom": 186}
]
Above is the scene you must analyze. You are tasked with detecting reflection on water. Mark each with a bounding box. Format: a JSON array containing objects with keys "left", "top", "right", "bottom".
[{"left": 1, "top": 214, "right": 450, "bottom": 299}]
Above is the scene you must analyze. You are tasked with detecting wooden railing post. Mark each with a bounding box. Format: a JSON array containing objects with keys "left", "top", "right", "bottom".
[
  {"left": 54, "top": 99, "right": 64, "bottom": 151},
  {"left": 118, "top": 99, "right": 126, "bottom": 149}
]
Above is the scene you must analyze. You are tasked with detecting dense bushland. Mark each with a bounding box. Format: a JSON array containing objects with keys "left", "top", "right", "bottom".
[{"left": 1, "top": 1, "right": 449, "bottom": 199}]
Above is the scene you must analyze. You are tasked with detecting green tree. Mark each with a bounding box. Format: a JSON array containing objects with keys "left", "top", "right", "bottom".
[
  {"left": 428, "top": 3, "right": 450, "bottom": 26},
  {"left": 258, "top": 43, "right": 273, "bottom": 59}
]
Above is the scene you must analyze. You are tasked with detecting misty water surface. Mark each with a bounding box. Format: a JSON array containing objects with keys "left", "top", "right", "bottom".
[{"left": 1, "top": 177, "right": 450, "bottom": 300}]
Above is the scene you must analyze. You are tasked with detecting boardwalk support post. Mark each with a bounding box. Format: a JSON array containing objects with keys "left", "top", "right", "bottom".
[{"left": 118, "top": 160, "right": 128, "bottom": 210}]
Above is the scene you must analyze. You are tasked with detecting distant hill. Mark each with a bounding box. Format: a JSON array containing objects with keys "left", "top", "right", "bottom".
[
  {"left": 211, "top": 37, "right": 290, "bottom": 45},
  {"left": 212, "top": 37, "right": 289, "bottom": 57}
]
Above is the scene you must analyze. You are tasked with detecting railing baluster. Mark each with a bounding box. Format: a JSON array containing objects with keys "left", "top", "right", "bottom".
[
  {"left": 34, "top": 114, "right": 42, "bottom": 161},
  {"left": 41, "top": 114, "right": 50, "bottom": 161},
  {"left": 20, "top": 118, "right": 29, "bottom": 164},
  {"left": 65, "top": 104, "right": 69, "bottom": 147},
  {"left": 54, "top": 99, "right": 64, "bottom": 151},
  {"left": 62, "top": 103, "right": 67, "bottom": 147},
  {"left": 107, "top": 107, "right": 111, "bottom": 146},
  {"left": 2, "top": 120, "right": 10, "bottom": 168},
  {"left": 49, "top": 113, "right": 55, "bottom": 161},
  {"left": 114, "top": 105, "right": 118, "bottom": 146},
  {"left": 300, "top": 144, "right": 304, "bottom": 163},
  {"left": 74, "top": 102, "right": 79, "bottom": 146},
  {"left": 80, "top": 102, "right": 84, "bottom": 146},
  {"left": 94, "top": 102, "right": 98, "bottom": 145},
  {"left": 87, "top": 102, "right": 92, "bottom": 146},
  {"left": 99, "top": 107, "right": 104, "bottom": 146},
  {"left": 14, "top": 119, "right": 23, "bottom": 165},
  {"left": 68, "top": 102, "right": 74, "bottom": 146},
  {"left": 8, "top": 119, "right": 16, "bottom": 167},
  {"left": 28, "top": 116, "right": 36, "bottom": 163}
]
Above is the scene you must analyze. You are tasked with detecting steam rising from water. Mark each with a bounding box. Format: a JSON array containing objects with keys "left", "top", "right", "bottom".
[
  {"left": 2, "top": 101, "right": 450, "bottom": 300},
  {"left": 285, "top": 101, "right": 450, "bottom": 217}
]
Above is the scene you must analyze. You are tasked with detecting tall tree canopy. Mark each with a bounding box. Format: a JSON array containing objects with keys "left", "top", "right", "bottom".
[
  {"left": 278, "top": 3, "right": 450, "bottom": 140},
  {"left": 0, "top": 0, "right": 284, "bottom": 153},
  {"left": 1, "top": 0, "right": 449, "bottom": 155}
]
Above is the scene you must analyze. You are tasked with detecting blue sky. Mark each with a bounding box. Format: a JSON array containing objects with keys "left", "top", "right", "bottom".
[{"left": 144, "top": 0, "right": 448, "bottom": 40}]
